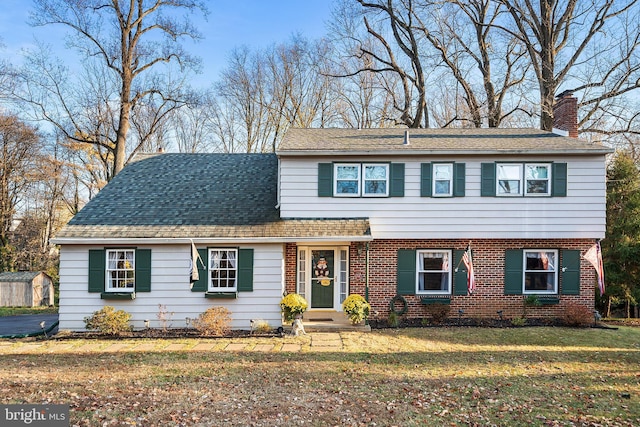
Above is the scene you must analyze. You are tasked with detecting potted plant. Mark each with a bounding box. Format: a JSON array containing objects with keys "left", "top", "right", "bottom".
[
  {"left": 342, "top": 294, "right": 370, "bottom": 325},
  {"left": 280, "top": 293, "right": 308, "bottom": 323}
]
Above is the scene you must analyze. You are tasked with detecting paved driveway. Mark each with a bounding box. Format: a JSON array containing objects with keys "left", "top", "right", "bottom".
[{"left": 0, "top": 314, "right": 59, "bottom": 337}]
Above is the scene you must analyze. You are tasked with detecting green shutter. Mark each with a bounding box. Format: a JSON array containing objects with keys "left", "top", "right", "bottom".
[
  {"left": 481, "top": 163, "right": 496, "bottom": 197},
  {"left": 88, "top": 249, "right": 105, "bottom": 293},
  {"left": 318, "top": 163, "right": 333, "bottom": 197},
  {"left": 504, "top": 249, "right": 523, "bottom": 295},
  {"left": 561, "top": 249, "right": 580, "bottom": 295},
  {"left": 191, "top": 249, "right": 208, "bottom": 292},
  {"left": 397, "top": 249, "right": 416, "bottom": 295},
  {"left": 237, "top": 248, "right": 254, "bottom": 292},
  {"left": 552, "top": 163, "right": 567, "bottom": 197},
  {"left": 453, "top": 250, "right": 468, "bottom": 295},
  {"left": 453, "top": 163, "right": 466, "bottom": 197},
  {"left": 389, "top": 163, "right": 405, "bottom": 197},
  {"left": 420, "top": 163, "right": 432, "bottom": 197},
  {"left": 135, "top": 249, "right": 152, "bottom": 292}
]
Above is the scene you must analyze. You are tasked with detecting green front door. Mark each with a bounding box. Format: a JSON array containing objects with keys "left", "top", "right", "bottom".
[{"left": 311, "top": 249, "right": 334, "bottom": 308}]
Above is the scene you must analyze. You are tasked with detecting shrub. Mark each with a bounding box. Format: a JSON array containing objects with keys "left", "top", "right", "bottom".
[
  {"left": 388, "top": 311, "right": 400, "bottom": 328},
  {"left": 280, "top": 293, "right": 308, "bottom": 322},
  {"left": 250, "top": 319, "right": 272, "bottom": 333},
  {"left": 342, "top": 294, "right": 370, "bottom": 324},
  {"left": 511, "top": 316, "right": 527, "bottom": 327},
  {"left": 84, "top": 306, "right": 132, "bottom": 336},
  {"left": 425, "top": 303, "right": 450, "bottom": 324},
  {"left": 563, "top": 303, "right": 593, "bottom": 327},
  {"left": 192, "top": 307, "right": 232, "bottom": 336}
]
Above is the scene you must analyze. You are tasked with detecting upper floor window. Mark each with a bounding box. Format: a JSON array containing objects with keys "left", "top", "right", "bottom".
[
  {"left": 209, "top": 248, "right": 238, "bottom": 291},
  {"left": 417, "top": 250, "right": 451, "bottom": 295},
  {"left": 335, "top": 164, "right": 360, "bottom": 195},
  {"left": 525, "top": 164, "right": 551, "bottom": 195},
  {"left": 334, "top": 163, "right": 389, "bottom": 197},
  {"left": 495, "top": 163, "right": 552, "bottom": 196},
  {"left": 106, "top": 249, "right": 135, "bottom": 292},
  {"left": 433, "top": 163, "right": 453, "bottom": 197}
]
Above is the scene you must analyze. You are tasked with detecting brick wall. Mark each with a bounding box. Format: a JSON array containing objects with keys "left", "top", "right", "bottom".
[{"left": 285, "top": 239, "right": 596, "bottom": 321}]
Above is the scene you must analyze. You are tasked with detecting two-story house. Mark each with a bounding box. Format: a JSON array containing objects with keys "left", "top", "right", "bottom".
[{"left": 53, "top": 99, "right": 612, "bottom": 330}]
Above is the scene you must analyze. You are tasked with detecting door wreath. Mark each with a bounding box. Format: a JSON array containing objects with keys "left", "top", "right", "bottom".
[{"left": 390, "top": 294, "right": 408, "bottom": 315}]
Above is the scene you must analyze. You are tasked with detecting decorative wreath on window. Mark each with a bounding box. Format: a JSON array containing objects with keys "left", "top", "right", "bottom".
[{"left": 389, "top": 294, "right": 408, "bottom": 315}]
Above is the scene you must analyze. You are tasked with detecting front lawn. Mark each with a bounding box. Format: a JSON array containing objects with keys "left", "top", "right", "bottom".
[{"left": 0, "top": 326, "right": 638, "bottom": 426}]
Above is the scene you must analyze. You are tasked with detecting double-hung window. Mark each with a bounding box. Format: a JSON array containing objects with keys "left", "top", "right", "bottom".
[
  {"left": 417, "top": 250, "right": 451, "bottom": 295},
  {"left": 335, "top": 164, "right": 361, "bottom": 196},
  {"left": 523, "top": 250, "right": 558, "bottom": 294},
  {"left": 525, "top": 164, "right": 551, "bottom": 195},
  {"left": 106, "top": 249, "right": 135, "bottom": 292},
  {"left": 334, "top": 163, "right": 389, "bottom": 197},
  {"left": 433, "top": 163, "right": 453, "bottom": 197},
  {"left": 491, "top": 163, "right": 554, "bottom": 196},
  {"left": 209, "top": 248, "right": 238, "bottom": 291}
]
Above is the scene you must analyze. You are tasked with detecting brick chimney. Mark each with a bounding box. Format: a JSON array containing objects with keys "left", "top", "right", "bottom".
[{"left": 553, "top": 91, "right": 578, "bottom": 138}]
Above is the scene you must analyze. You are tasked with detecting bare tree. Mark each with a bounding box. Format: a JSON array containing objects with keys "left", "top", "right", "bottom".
[
  {"left": 353, "top": 0, "right": 430, "bottom": 128},
  {"left": 497, "top": 0, "right": 640, "bottom": 133},
  {"left": 0, "top": 114, "right": 42, "bottom": 269},
  {"left": 27, "top": 0, "right": 206, "bottom": 175}
]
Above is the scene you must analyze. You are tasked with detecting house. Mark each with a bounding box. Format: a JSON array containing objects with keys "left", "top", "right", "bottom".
[
  {"left": 0, "top": 271, "right": 54, "bottom": 307},
  {"left": 53, "top": 97, "right": 612, "bottom": 330}
]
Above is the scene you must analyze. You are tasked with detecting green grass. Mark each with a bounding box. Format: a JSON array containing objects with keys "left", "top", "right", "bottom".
[
  {"left": 0, "top": 326, "right": 638, "bottom": 426},
  {"left": 0, "top": 306, "right": 58, "bottom": 316}
]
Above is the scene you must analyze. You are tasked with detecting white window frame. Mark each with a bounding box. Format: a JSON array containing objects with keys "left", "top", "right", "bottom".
[
  {"left": 362, "top": 163, "right": 389, "bottom": 197},
  {"left": 523, "top": 249, "right": 558, "bottom": 294},
  {"left": 496, "top": 163, "right": 523, "bottom": 196},
  {"left": 524, "top": 164, "right": 552, "bottom": 196},
  {"left": 208, "top": 248, "right": 238, "bottom": 292},
  {"left": 433, "top": 163, "right": 454, "bottom": 197},
  {"left": 416, "top": 250, "right": 452, "bottom": 295},
  {"left": 334, "top": 163, "right": 361, "bottom": 197},
  {"left": 333, "top": 163, "right": 390, "bottom": 197},
  {"left": 106, "top": 249, "right": 135, "bottom": 292}
]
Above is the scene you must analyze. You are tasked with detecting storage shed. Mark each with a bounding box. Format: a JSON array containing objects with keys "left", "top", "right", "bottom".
[{"left": 0, "top": 272, "right": 54, "bottom": 307}]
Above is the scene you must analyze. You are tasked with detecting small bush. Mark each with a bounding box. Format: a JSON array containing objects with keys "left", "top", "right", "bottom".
[
  {"left": 511, "top": 316, "right": 527, "bottom": 327},
  {"left": 84, "top": 306, "right": 132, "bottom": 336},
  {"left": 563, "top": 303, "right": 593, "bottom": 327},
  {"left": 250, "top": 319, "right": 272, "bottom": 333},
  {"left": 388, "top": 311, "right": 400, "bottom": 328},
  {"left": 342, "top": 294, "right": 370, "bottom": 324},
  {"left": 193, "top": 307, "right": 232, "bottom": 336},
  {"left": 425, "top": 303, "right": 450, "bottom": 324}
]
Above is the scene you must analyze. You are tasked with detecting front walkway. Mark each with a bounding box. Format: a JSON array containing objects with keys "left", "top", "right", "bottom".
[{"left": 0, "top": 332, "right": 345, "bottom": 354}]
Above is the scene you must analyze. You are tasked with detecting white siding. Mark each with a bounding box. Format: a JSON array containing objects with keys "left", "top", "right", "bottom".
[
  {"left": 279, "top": 155, "right": 607, "bottom": 239},
  {"left": 58, "top": 244, "right": 285, "bottom": 331}
]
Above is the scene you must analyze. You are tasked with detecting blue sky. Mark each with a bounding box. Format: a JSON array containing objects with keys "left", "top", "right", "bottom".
[{"left": 0, "top": 0, "right": 334, "bottom": 83}]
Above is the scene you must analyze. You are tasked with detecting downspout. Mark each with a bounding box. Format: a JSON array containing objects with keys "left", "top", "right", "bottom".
[{"left": 365, "top": 242, "right": 370, "bottom": 325}]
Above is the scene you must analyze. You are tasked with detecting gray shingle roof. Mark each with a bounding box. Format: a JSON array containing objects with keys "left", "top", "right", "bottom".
[
  {"left": 55, "top": 153, "right": 371, "bottom": 240},
  {"left": 278, "top": 128, "right": 613, "bottom": 155},
  {"left": 0, "top": 272, "right": 45, "bottom": 282}
]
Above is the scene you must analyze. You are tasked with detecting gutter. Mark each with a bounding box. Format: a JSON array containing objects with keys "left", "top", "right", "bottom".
[{"left": 51, "top": 236, "right": 374, "bottom": 245}]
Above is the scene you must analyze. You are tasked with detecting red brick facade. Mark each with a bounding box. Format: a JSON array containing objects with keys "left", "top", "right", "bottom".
[{"left": 285, "top": 239, "right": 596, "bottom": 321}]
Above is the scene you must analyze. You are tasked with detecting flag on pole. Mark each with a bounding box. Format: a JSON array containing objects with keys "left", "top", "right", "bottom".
[
  {"left": 462, "top": 246, "right": 476, "bottom": 295},
  {"left": 583, "top": 241, "right": 605, "bottom": 295},
  {"left": 190, "top": 240, "right": 203, "bottom": 288}
]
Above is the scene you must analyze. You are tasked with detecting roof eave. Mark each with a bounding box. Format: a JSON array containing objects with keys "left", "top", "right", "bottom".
[
  {"left": 277, "top": 148, "right": 614, "bottom": 156},
  {"left": 51, "top": 235, "right": 374, "bottom": 245}
]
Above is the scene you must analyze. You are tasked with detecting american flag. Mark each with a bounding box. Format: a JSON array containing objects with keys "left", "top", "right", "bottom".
[
  {"left": 583, "top": 241, "right": 605, "bottom": 295},
  {"left": 462, "top": 247, "right": 476, "bottom": 295}
]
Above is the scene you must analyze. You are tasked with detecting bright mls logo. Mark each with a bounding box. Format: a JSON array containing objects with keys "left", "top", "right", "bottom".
[{"left": 1, "top": 405, "right": 68, "bottom": 426}]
